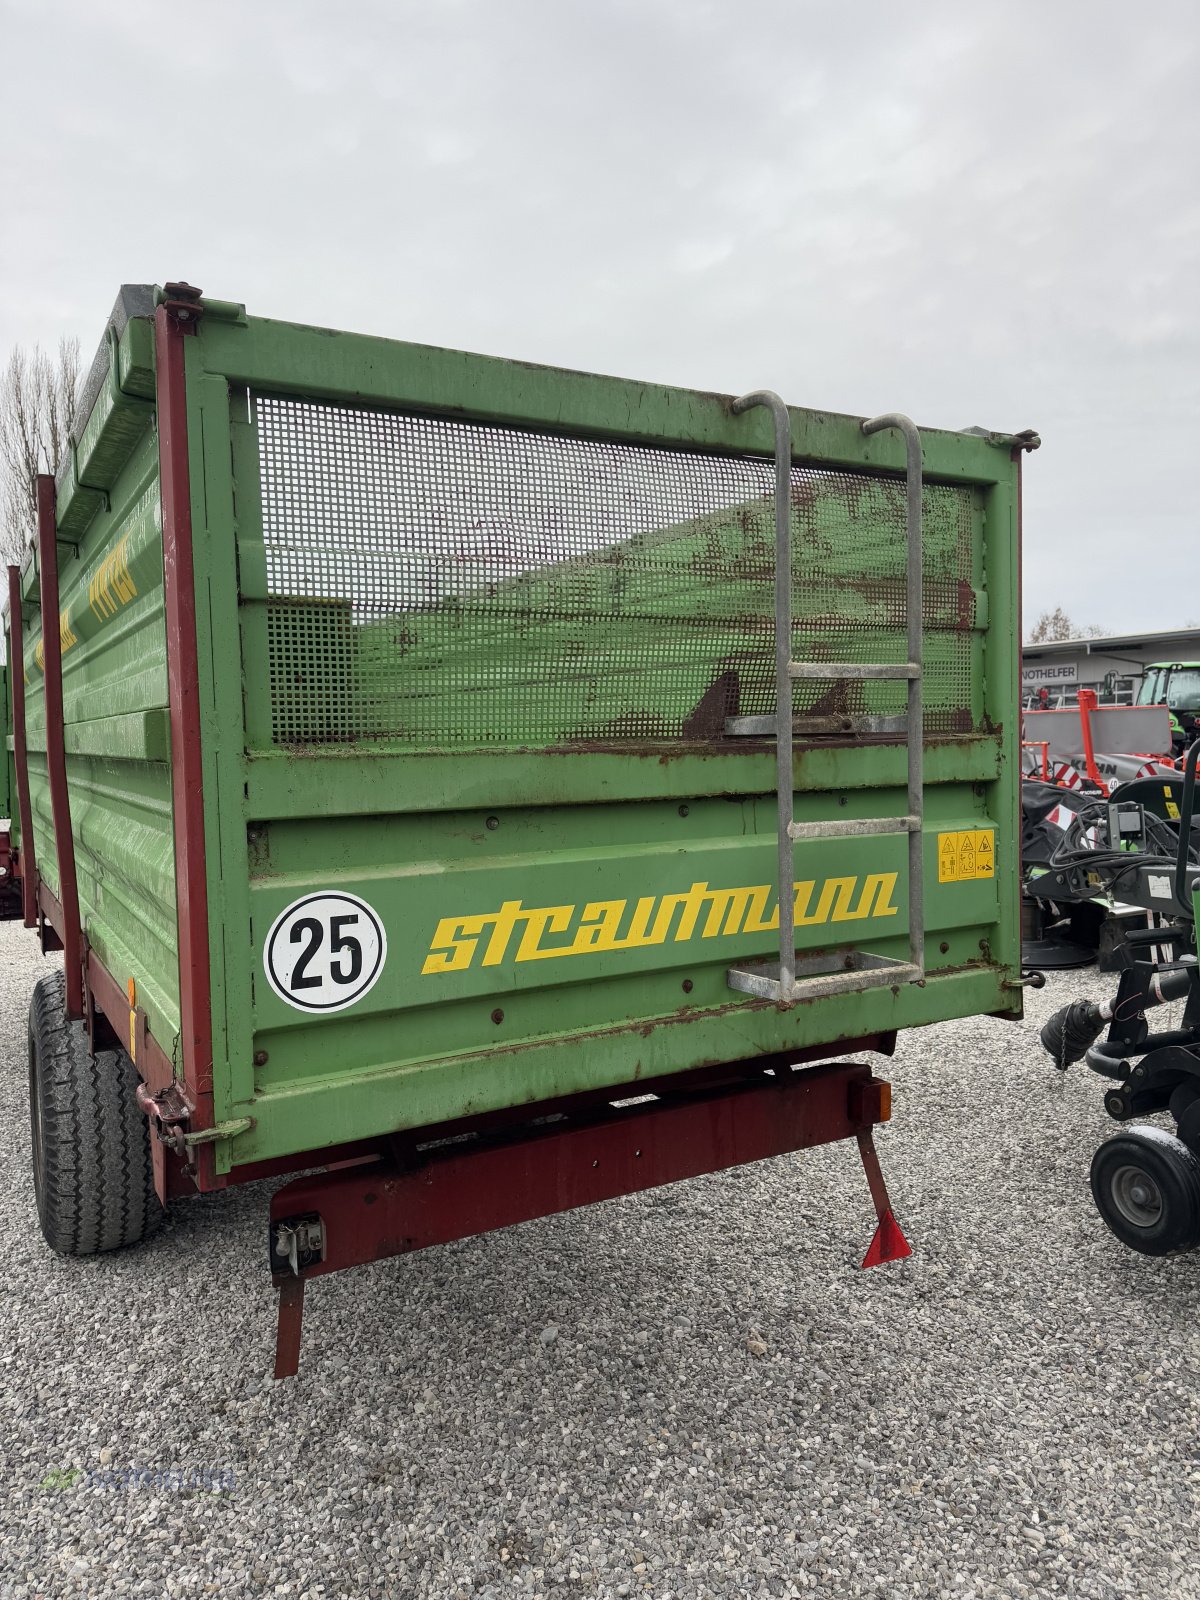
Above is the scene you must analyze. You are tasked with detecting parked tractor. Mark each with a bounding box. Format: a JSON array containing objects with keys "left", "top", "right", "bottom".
[{"left": 1136, "top": 662, "right": 1200, "bottom": 756}]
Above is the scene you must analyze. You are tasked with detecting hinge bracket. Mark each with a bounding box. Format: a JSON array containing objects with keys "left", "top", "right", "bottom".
[{"left": 183, "top": 1116, "right": 254, "bottom": 1148}]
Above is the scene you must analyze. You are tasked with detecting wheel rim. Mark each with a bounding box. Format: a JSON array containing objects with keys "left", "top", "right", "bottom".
[{"left": 1109, "top": 1162, "right": 1164, "bottom": 1229}]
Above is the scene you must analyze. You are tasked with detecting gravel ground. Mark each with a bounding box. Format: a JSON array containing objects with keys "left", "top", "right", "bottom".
[{"left": 1, "top": 919, "right": 1198, "bottom": 1600}]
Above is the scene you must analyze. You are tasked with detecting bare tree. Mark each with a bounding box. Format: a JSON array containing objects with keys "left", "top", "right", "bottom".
[
  {"left": 0, "top": 338, "right": 82, "bottom": 566},
  {"left": 1026, "top": 607, "right": 1106, "bottom": 644}
]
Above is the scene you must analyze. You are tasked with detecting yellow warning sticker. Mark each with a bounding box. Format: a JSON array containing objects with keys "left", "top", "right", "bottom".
[{"left": 938, "top": 828, "right": 995, "bottom": 883}]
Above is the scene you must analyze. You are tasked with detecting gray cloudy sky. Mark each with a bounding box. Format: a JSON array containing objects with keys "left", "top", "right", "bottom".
[{"left": 2, "top": 0, "right": 1197, "bottom": 635}]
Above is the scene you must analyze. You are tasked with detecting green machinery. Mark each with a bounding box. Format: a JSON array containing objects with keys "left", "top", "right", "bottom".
[
  {"left": 1, "top": 283, "right": 1035, "bottom": 1372},
  {"left": 1136, "top": 662, "right": 1200, "bottom": 753},
  {"left": 1035, "top": 761, "right": 1200, "bottom": 1253}
]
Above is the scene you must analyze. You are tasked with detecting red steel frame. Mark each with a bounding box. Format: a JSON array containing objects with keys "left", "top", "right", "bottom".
[
  {"left": 36, "top": 476, "right": 84, "bottom": 1017},
  {"left": 269, "top": 1058, "right": 909, "bottom": 1377},
  {"left": 1076, "top": 688, "right": 1110, "bottom": 796},
  {"left": 1022, "top": 740, "right": 1051, "bottom": 781},
  {"left": 6, "top": 565, "right": 37, "bottom": 928},
  {"left": 154, "top": 286, "right": 218, "bottom": 1189},
  {"left": 8, "top": 288, "right": 222, "bottom": 1194}
]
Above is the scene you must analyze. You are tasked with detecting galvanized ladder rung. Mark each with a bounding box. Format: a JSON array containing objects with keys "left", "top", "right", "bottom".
[{"left": 725, "top": 393, "right": 925, "bottom": 1006}]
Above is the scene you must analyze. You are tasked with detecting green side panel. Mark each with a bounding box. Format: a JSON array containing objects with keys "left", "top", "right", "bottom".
[
  {"left": 56, "top": 320, "right": 156, "bottom": 546},
  {"left": 238, "top": 787, "right": 1003, "bottom": 1161},
  {"left": 181, "top": 304, "right": 1024, "bottom": 1176},
  {"left": 21, "top": 394, "right": 180, "bottom": 1058}
]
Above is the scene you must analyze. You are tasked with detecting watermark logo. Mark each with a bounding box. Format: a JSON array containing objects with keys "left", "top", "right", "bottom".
[
  {"left": 38, "top": 1467, "right": 83, "bottom": 1491},
  {"left": 40, "top": 1464, "right": 235, "bottom": 1492}
]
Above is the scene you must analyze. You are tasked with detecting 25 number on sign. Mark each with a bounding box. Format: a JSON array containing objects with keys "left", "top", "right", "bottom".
[{"left": 264, "top": 893, "right": 388, "bottom": 1012}]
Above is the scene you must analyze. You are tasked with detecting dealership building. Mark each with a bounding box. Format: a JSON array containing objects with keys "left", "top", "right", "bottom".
[{"left": 1022, "top": 626, "right": 1200, "bottom": 706}]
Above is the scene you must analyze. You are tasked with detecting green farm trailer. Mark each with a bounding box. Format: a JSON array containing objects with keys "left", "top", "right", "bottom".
[{"left": 1, "top": 283, "right": 1036, "bottom": 1373}]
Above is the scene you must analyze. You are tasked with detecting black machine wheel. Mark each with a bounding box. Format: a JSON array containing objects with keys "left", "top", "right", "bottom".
[
  {"left": 1175, "top": 1093, "right": 1200, "bottom": 1156},
  {"left": 1089, "top": 1127, "right": 1200, "bottom": 1256},
  {"left": 28, "top": 970, "right": 163, "bottom": 1255}
]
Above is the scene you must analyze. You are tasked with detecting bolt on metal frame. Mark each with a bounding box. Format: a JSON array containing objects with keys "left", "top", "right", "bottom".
[{"left": 725, "top": 395, "right": 925, "bottom": 1005}]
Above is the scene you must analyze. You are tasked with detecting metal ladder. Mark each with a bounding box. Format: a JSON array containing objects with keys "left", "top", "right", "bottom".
[{"left": 725, "top": 392, "right": 925, "bottom": 1006}]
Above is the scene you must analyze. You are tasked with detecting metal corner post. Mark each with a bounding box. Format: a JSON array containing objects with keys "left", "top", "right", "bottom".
[
  {"left": 36, "top": 477, "right": 84, "bottom": 1016},
  {"left": 155, "top": 286, "right": 217, "bottom": 1178},
  {"left": 730, "top": 390, "right": 796, "bottom": 997},
  {"left": 6, "top": 565, "right": 38, "bottom": 928}
]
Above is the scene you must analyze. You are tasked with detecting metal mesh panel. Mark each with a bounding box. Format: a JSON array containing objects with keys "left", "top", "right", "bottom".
[{"left": 254, "top": 394, "right": 980, "bottom": 748}]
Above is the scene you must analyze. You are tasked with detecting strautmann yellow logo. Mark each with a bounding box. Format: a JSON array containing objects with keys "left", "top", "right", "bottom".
[{"left": 422, "top": 872, "right": 900, "bottom": 975}]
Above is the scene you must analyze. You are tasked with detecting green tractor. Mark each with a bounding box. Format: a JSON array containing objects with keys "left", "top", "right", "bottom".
[{"left": 1136, "top": 662, "right": 1200, "bottom": 755}]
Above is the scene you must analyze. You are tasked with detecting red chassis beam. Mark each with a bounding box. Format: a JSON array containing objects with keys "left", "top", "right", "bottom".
[{"left": 269, "top": 1058, "right": 909, "bottom": 1378}]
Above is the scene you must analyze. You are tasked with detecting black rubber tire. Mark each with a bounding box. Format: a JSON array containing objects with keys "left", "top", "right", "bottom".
[
  {"left": 28, "top": 970, "right": 163, "bottom": 1255},
  {"left": 1176, "top": 1093, "right": 1200, "bottom": 1157},
  {"left": 1168, "top": 1081, "right": 1200, "bottom": 1125},
  {"left": 1089, "top": 1127, "right": 1200, "bottom": 1256}
]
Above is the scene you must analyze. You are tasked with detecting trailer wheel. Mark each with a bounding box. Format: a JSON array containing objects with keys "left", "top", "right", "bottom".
[
  {"left": 28, "top": 970, "right": 163, "bottom": 1255},
  {"left": 1170, "top": 1084, "right": 1200, "bottom": 1155},
  {"left": 1089, "top": 1127, "right": 1200, "bottom": 1256}
]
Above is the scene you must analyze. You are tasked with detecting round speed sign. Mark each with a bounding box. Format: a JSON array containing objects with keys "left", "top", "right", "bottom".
[{"left": 263, "top": 892, "right": 387, "bottom": 1013}]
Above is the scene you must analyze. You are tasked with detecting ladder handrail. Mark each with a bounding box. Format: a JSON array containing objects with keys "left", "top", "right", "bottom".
[
  {"left": 861, "top": 412, "right": 925, "bottom": 983},
  {"left": 730, "top": 389, "right": 797, "bottom": 996},
  {"left": 725, "top": 395, "right": 926, "bottom": 1004}
]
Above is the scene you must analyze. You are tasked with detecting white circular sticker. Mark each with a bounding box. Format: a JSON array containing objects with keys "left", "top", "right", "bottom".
[{"left": 263, "top": 892, "right": 387, "bottom": 1013}]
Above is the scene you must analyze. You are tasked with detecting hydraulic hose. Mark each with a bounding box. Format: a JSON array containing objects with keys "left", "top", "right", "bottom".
[{"left": 1040, "top": 964, "right": 1194, "bottom": 1069}]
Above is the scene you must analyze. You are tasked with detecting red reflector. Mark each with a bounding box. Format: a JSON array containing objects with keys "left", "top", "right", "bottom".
[{"left": 861, "top": 1210, "right": 913, "bottom": 1269}]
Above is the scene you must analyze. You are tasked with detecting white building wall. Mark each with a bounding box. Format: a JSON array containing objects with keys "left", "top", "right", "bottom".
[{"left": 1022, "top": 636, "right": 1200, "bottom": 706}]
